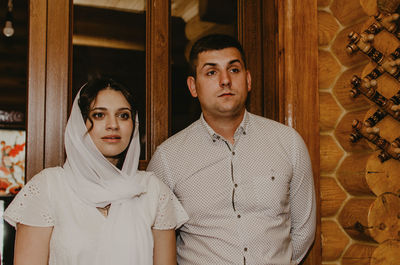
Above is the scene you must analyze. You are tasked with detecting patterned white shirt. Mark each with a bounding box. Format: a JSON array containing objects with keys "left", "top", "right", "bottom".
[{"left": 147, "top": 111, "right": 316, "bottom": 265}]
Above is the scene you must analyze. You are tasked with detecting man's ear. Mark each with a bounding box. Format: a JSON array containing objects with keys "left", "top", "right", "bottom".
[
  {"left": 187, "top": 76, "right": 198, "bottom": 98},
  {"left": 246, "top": 70, "right": 252, "bottom": 92}
]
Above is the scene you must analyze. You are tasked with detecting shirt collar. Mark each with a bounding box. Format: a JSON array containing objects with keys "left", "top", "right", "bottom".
[{"left": 200, "top": 110, "right": 249, "bottom": 142}]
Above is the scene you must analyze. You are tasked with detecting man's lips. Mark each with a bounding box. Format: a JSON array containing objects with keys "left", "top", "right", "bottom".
[{"left": 218, "top": 92, "right": 235, "bottom": 97}]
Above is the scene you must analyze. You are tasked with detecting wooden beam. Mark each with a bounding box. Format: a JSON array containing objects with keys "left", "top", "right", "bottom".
[
  {"left": 146, "top": 0, "right": 171, "bottom": 166},
  {"left": 44, "top": 0, "right": 71, "bottom": 168},
  {"left": 26, "top": 0, "right": 47, "bottom": 180},
  {"left": 237, "top": 0, "right": 264, "bottom": 117},
  {"left": 278, "top": 0, "right": 321, "bottom": 264}
]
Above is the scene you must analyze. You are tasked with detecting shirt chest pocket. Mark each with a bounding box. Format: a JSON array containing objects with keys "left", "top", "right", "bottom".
[{"left": 252, "top": 170, "right": 291, "bottom": 216}]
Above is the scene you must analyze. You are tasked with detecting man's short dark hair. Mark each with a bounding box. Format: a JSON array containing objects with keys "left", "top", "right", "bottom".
[{"left": 189, "top": 34, "right": 247, "bottom": 77}]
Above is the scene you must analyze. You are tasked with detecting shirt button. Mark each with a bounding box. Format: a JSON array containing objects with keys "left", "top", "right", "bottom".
[
  {"left": 234, "top": 183, "right": 238, "bottom": 188},
  {"left": 232, "top": 151, "right": 235, "bottom": 155},
  {"left": 244, "top": 247, "right": 248, "bottom": 252},
  {"left": 237, "top": 214, "right": 241, "bottom": 218}
]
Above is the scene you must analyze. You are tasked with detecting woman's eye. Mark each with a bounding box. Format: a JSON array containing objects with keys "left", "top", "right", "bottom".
[
  {"left": 92, "top": 112, "right": 104, "bottom": 119},
  {"left": 118, "top": 112, "right": 131, "bottom": 120}
]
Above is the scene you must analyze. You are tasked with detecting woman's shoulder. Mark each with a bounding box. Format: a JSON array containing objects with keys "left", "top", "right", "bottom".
[
  {"left": 23, "top": 167, "right": 66, "bottom": 194},
  {"left": 136, "top": 171, "right": 164, "bottom": 193},
  {"left": 29, "top": 166, "right": 64, "bottom": 183}
]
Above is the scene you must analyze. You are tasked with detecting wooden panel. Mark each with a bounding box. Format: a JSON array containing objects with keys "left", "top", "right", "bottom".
[
  {"left": 44, "top": 0, "right": 71, "bottom": 168},
  {"left": 237, "top": 0, "right": 265, "bottom": 117},
  {"left": 371, "top": 240, "right": 400, "bottom": 265},
  {"left": 320, "top": 134, "right": 344, "bottom": 173},
  {"left": 146, "top": 0, "right": 171, "bottom": 159},
  {"left": 321, "top": 220, "right": 350, "bottom": 261},
  {"left": 26, "top": 0, "right": 47, "bottom": 180},
  {"left": 337, "top": 153, "right": 374, "bottom": 196},
  {"left": 320, "top": 177, "right": 347, "bottom": 217},
  {"left": 366, "top": 152, "right": 400, "bottom": 196},
  {"left": 262, "top": 0, "right": 279, "bottom": 120},
  {"left": 277, "top": 0, "right": 321, "bottom": 264},
  {"left": 342, "top": 243, "right": 377, "bottom": 265},
  {"left": 368, "top": 193, "right": 400, "bottom": 243},
  {"left": 339, "top": 198, "right": 376, "bottom": 242}
]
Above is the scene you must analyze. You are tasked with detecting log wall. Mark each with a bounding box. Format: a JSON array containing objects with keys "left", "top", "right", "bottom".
[{"left": 319, "top": 0, "right": 400, "bottom": 264}]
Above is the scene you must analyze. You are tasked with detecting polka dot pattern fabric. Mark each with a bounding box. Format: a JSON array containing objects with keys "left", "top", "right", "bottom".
[{"left": 147, "top": 111, "right": 316, "bottom": 265}]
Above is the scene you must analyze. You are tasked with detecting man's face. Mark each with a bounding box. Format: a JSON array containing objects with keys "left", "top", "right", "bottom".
[{"left": 187, "top": 47, "right": 251, "bottom": 120}]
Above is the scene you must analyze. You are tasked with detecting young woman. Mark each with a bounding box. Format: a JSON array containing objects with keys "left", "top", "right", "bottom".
[{"left": 3, "top": 77, "right": 188, "bottom": 265}]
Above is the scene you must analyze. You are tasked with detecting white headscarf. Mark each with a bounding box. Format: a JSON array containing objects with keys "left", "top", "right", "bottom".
[{"left": 63, "top": 86, "right": 154, "bottom": 265}]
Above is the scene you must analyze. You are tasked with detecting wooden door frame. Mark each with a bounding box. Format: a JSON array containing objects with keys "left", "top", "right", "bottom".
[
  {"left": 277, "top": 1, "right": 321, "bottom": 263},
  {"left": 238, "top": 0, "right": 321, "bottom": 264},
  {"left": 27, "top": 0, "right": 320, "bottom": 263},
  {"left": 27, "top": 0, "right": 71, "bottom": 180}
]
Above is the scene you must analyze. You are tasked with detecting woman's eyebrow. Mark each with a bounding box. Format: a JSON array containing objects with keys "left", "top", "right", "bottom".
[
  {"left": 90, "top": 107, "right": 107, "bottom": 111},
  {"left": 118, "top": 107, "right": 132, "bottom": 112}
]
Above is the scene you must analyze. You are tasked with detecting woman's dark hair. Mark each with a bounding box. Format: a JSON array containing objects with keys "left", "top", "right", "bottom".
[
  {"left": 189, "top": 34, "right": 247, "bottom": 77},
  {"left": 78, "top": 77, "right": 137, "bottom": 168}
]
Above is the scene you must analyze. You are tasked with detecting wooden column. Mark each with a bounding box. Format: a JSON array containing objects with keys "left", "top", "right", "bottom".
[
  {"left": 146, "top": 0, "right": 171, "bottom": 162},
  {"left": 237, "top": 0, "right": 265, "bottom": 117},
  {"left": 278, "top": 0, "right": 321, "bottom": 264},
  {"left": 26, "top": 0, "right": 47, "bottom": 180},
  {"left": 27, "top": 0, "right": 71, "bottom": 180},
  {"left": 45, "top": 0, "right": 71, "bottom": 168}
]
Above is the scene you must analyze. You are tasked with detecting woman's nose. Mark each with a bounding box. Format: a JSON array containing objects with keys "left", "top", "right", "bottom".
[{"left": 106, "top": 116, "right": 119, "bottom": 130}]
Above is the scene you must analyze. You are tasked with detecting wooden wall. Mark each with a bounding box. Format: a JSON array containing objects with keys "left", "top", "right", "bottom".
[{"left": 318, "top": 0, "right": 400, "bottom": 264}]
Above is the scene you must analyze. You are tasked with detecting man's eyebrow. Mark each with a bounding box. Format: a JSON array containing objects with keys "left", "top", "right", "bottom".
[
  {"left": 228, "top": 59, "right": 242, "bottom": 65},
  {"left": 200, "top": 59, "right": 242, "bottom": 70},
  {"left": 200, "top": 62, "right": 217, "bottom": 70}
]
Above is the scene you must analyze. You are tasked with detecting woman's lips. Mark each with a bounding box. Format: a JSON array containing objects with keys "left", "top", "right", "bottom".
[{"left": 101, "top": 135, "right": 121, "bottom": 143}]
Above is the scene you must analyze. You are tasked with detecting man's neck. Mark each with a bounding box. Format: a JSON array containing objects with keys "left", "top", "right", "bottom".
[{"left": 203, "top": 110, "right": 245, "bottom": 144}]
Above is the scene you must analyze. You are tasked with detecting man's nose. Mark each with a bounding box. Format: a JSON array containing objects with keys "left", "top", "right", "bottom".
[{"left": 219, "top": 70, "right": 231, "bottom": 87}]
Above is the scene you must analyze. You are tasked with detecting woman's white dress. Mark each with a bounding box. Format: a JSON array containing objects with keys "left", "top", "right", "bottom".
[{"left": 4, "top": 166, "right": 187, "bottom": 265}]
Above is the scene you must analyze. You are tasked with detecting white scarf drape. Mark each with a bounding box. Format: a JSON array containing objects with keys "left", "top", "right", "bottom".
[{"left": 63, "top": 89, "right": 153, "bottom": 265}]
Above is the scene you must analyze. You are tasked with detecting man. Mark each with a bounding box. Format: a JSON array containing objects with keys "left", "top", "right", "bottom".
[{"left": 147, "top": 34, "right": 316, "bottom": 265}]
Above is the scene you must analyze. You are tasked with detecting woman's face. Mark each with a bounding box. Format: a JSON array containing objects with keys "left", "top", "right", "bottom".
[{"left": 86, "top": 88, "right": 134, "bottom": 165}]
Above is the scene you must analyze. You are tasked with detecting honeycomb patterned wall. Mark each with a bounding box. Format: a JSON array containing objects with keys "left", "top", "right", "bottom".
[{"left": 318, "top": 0, "right": 400, "bottom": 264}]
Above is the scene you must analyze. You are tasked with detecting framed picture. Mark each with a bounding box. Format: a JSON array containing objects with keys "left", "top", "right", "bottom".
[{"left": 0, "top": 129, "right": 25, "bottom": 196}]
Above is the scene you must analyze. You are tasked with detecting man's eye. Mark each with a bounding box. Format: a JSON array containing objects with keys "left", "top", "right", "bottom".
[
  {"left": 206, "top": 70, "right": 216, "bottom": 76},
  {"left": 92, "top": 112, "right": 104, "bottom": 119},
  {"left": 230, "top": 68, "right": 240, "bottom": 73}
]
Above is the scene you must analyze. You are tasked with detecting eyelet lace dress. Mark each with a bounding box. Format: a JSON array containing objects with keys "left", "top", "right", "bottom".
[{"left": 3, "top": 167, "right": 188, "bottom": 265}]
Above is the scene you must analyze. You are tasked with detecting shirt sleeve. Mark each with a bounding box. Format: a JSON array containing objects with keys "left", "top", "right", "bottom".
[
  {"left": 289, "top": 131, "right": 316, "bottom": 263},
  {"left": 3, "top": 170, "right": 55, "bottom": 227},
  {"left": 152, "top": 180, "right": 188, "bottom": 230},
  {"left": 147, "top": 147, "right": 174, "bottom": 190}
]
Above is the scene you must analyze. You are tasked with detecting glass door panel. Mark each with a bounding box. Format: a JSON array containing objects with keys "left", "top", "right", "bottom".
[
  {"left": 72, "top": 0, "right": 147, "bottom": 159},
  {"left": 170, "top": 0, "right": 237, "bottom": 134}
]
